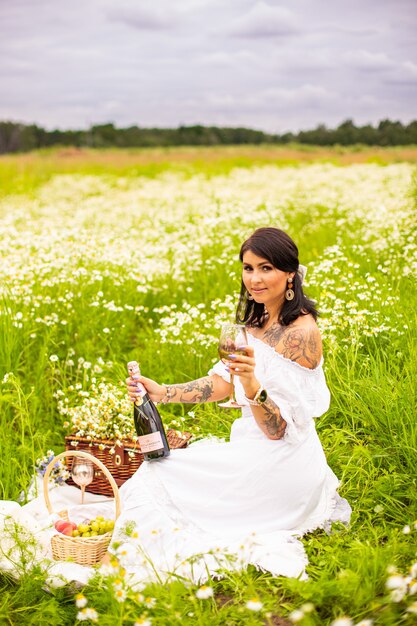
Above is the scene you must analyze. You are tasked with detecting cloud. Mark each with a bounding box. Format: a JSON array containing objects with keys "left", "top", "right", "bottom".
[
  {"left": 343, "top": 50, "right": 417, "bottom": 84},
  {"left": 106, "top": 5, "right": 180, "bottom": 31},
  {"left": 271, "top": 48, "right": 339, "bottom": 73},
  {"left": 203, "top": 84, "right": 337, "bottom": 115},
  {"left": 344, "top": 50, "right": 396, "bottom": 72},
  {"left": 199, "top": 50, "right": 257, "bottom": 68},
  {"left": 228, "top": 1, "right": 299, "bottom": 38},
  {"left": 387, "top": 60, "right": 417, "bottom": 82}
]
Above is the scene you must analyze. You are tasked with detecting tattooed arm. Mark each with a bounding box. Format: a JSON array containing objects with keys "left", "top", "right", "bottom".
[
  {"left": 224, "top": 344, "right": 287, "bottom": 440},
  {"left": 245, "top": 326, "right": 322, "bottom": 439},
  {"left": 161, "top": 376, "right": 229, "bottom": 404},
  {"left": 127, "top": 373, "right": 231, "bottom": 405},
  {"left": 246, "top": 396, "right": 287, "bottom": 440},
  {"left": 227, "top": 323, "right": 322, "bottom": 439}
]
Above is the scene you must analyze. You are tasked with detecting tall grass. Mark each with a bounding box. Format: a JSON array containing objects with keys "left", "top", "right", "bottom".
[{"left": 0, "top": 147, "right": 416, "bottom": 625}]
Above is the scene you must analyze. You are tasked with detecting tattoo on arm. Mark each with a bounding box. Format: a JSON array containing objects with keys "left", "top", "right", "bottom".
[
  {"left": 251, "top": 398, "right": 287, "bottom": 439},
  {"left": 256, "top": 397, "right": 287, "bottom": 439},
  {"left": 281, "top": 328, "right": 320, "bottom": 368},
  {"left": 169, "top": 377, "right": 214, "bottom": 404}
]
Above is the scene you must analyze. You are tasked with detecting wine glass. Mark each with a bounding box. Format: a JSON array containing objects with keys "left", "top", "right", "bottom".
[
  {"left": 218, "top": 323, "right": 248, "bottom": 408},
  {"left": 71, "top": 457, "right": 94, "bottom": 504}
]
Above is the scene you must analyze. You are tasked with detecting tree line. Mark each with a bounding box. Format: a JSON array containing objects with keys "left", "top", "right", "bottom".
[{"left": 0, "top": 118, "right": 416, "bottom": 154}]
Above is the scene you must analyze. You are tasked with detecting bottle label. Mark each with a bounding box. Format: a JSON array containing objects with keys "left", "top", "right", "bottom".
[{"left": 138, "top": 431, "right": 163, "bottom": 453}]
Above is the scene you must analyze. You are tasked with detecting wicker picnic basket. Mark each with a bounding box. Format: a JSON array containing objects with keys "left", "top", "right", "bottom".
[
  {"left": 65, "top": 429, "right": 192, "bottom": 497},
  {"left": 43, "top": 450, "right": 121, "bottom": 566}
]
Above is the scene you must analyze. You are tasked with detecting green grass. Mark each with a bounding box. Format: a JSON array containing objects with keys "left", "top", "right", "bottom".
[{"left": 0, "top": 147, "right": 417, "bottom": 625}]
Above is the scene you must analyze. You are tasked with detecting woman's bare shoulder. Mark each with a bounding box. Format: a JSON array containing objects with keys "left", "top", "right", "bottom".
[{"left": 275, "top": 315, "right": 323, "bottom": 369}]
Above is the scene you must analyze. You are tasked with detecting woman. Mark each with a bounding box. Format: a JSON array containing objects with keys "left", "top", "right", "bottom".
[{"left": 110, "top": 227, "right": 351, "bottom": 582}]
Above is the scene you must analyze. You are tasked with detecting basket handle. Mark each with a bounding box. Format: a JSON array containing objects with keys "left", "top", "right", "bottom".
[{"left": 43, "top": 450, "right": 121, "bottom": 520}]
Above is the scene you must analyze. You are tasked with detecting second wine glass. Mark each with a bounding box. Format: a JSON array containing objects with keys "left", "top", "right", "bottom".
[
  {"left": 71, "top": 457, "right": 94, "bottom": 504},
  {"left": 218, "top": 323, "right": 248, "bottom": 409}
]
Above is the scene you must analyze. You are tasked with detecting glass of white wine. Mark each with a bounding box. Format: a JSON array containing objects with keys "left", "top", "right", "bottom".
[
  {"left": 71, "top": 457, "right": 94, "bottom": 504},
  {"left": 218, "top": 323, "right": 248, "bottom": 408}
]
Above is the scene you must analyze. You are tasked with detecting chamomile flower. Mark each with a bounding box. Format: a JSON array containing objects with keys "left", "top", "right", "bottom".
[
  {"left": 75, "top": 593, "right": 88, "bottom": 608},
  {"left": 288, "top": 609, "right": 304, "bottom": 622},
  {"left": 245, "top": 597, "right": 263, "bottom": 611},
  {"left": 115, "top": 588, "right": 127, "bottom": 603},
  {"left": 195, "top": 585, "right": 214, "bottom": 600},
  {"left": 76, "top": 607, "right": 99, "bottom": 622}
]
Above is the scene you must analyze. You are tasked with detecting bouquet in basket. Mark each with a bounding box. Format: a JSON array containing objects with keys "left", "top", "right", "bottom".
[{"left": 57, "top": 380, "right": 136, "bottom": 446}]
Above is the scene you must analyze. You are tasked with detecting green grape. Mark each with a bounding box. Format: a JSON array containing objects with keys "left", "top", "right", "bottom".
[{"left": 78, "top": 524, "right": 89, "bottom": 534}]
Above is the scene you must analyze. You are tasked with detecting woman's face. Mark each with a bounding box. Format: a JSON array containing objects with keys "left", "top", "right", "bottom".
[{"left": 242, "top": 250, "right": 293, "bottom": 308}]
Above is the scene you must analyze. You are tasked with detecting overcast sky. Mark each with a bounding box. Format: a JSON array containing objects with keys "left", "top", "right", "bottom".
[{"left": 1, "top": 0, "right": 416, "bottom": 133}]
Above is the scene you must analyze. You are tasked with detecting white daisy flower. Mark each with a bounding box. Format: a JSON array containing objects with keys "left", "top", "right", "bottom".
[
  {"left": 288, "top": 609, "right": 304, "bottom": 622},
  {"left": 245, "top": 597, "right": 263, "bottom": 611},
  {"left": 195, "top": 585, "right": 214, "bottom": 600},
  {"left": 75, "top": 593, "right": 88, "bottom": 608},
  {"left": 76, "top": 607, "right": 98, "bottom": 622}
]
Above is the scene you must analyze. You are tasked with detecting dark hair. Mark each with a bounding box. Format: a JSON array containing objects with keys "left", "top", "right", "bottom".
[{"left": 235, "top": 227, "right": 318, "bottom": 327}]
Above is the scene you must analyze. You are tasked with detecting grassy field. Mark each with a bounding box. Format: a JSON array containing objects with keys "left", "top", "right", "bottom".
[
  {"left": 0, "top": 146, "right": 416, "bottom": 625},
  {"left": 1, "top": 143, "right": 417, "bottom": 199}
]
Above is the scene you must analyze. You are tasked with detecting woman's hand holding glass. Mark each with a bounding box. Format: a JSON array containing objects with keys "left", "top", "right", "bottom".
[
  {"left": 226, "top": 344, "right": 260, "bottom": 401},
  {"left": 218, "top": 323, "right": 259, "bottom": 408}
]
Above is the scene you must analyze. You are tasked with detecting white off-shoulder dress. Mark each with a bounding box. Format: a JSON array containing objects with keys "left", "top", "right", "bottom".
[
  {"left": 0, "top": 334, "right": 350, "bottom": 585},
  {"left": 109, "top": 334, "right": 351, "bottom": 582}
]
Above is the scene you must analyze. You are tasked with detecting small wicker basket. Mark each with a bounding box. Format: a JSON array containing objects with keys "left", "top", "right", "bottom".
[{"left": 43, "top": 450, "right": 121, "bottom": 566}]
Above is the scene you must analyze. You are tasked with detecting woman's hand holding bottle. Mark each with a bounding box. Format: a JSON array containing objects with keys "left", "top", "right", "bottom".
[
  {"left": 126, "top": 374, "right": 166, "bottom": 404},
  {"left": 127, "top": 362, "right": 170, "bottom": 461}
]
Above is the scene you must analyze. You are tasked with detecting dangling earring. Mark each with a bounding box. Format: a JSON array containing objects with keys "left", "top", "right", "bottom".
[
  {"left": 285, "top": 275, "right": 294, "bottom": 301},
  {"left": 246, "top": 291, "right": 254, "bottom": 300}
]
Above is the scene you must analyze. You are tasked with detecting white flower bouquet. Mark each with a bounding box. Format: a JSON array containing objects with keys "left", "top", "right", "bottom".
[{"left": 57, "top": 381, "right": 136, "bottom": 444}]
